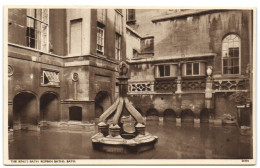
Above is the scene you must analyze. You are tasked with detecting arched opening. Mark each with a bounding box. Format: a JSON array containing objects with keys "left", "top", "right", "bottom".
[
  {"left": 146, "top": 108, "right": 159, "bottom": 121},
  {"left": 69, "top": 106, "right": 82, "bottom": 121},
  {"left": 13, "top": 92, "right": 38, "bottom": 130},
  {"left": 181, "top": 109, "right": 195, "bottom": 123},
  {"left": 222, "top": 33, "right": 241, "bottom": 75},
  {"left": 95, "top": 91, "right": 111, "bottom": 119},
  {"left": 40, "top": 92, "right": 59, "bottom": 122},
  {"left": 200, "top": 108, "right": 209, "bottom": 123},
  {"left": 163, "top": 109, "right": 177, "bottom": 122}
]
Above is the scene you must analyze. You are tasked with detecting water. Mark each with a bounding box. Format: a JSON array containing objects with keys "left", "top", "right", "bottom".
[{"left": 9, "top": 121, "right": 253, "bottom": 159}]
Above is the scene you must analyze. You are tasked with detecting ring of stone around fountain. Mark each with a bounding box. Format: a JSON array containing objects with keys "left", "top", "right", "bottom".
[{"left": 91, "top": 124, "right": 158, "bottom": 153}]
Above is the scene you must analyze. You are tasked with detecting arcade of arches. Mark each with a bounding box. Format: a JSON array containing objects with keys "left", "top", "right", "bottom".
[
  {"left": 12, "top": 91, "right": 60, "bottom": 130},
  {"left": 10, "top": 90, "right": 211, "bottom": 131}
]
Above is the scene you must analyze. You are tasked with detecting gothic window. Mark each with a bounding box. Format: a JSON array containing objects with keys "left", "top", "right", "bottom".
[
  {"left": 222, "top": 34, "right": 240, "bottom": 75},
  {"left": 26, "top": 9, "right": 49, "bottom": 52},
  {"left": 97, "top": 22, "right": 105, "bottom": 55}
]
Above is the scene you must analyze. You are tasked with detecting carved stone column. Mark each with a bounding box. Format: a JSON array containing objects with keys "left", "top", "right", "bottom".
[
  {"left": 205, "top": 66, "right": 214, "bottom": 123},
  {"left": 176, "top": 63, "right": 182, "bottom": 94}
]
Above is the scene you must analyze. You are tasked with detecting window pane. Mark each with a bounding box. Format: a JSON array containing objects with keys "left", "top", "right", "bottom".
[
  {"left": 97, "top": 23, "right": 105, "bottom": 54},
  {"left": 233, "top": 48, "right": 239, "bottom": 57},
  {"left": 127, "top": 9, "right": 135, "bottom": 21},
  {"left": 233, "top": 66, "right": 239, "bottom": 74},
  {"left": 159, "top": 65, "right": 164, "bottom": 77},
  {"left": 222, "top": 34, "right": 240, "bottom": 75},
  {"left": 193, "top": 63, "right": 199, "bottom": 75},
  {"left": 165, "top": 65, "right": 170, "bottom": 76},
  {"left": 186, "top": 63, "right": 192, "bottom": 75},
  {"left": 233, "top": 58, "right": 239, "bottom": 66},
  {"left": 223, "top": 59, "right": 228, "bottom": 66}
]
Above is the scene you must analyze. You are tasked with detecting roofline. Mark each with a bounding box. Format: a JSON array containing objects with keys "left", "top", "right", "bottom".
[
  {"left": 127, "top": 53, "right": 216, "bottom": 64},
  {"left": 152, "top": 9, "right": 232, "bottom": 23}
]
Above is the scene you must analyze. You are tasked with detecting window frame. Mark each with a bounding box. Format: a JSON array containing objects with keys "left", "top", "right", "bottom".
[
  {"left": 222, "top": 34, "right": 241, "bottom": 75},
  {"left": 185, "top": 62, "right": 200, "bottom": 76},
  {"left": 115, "top": 33, "right": 121, "bottom": 60},
  {"left": 126, "top": 9, "right": 136, "bottom": 22},
  {"left": 185, "top": 62, "right": 201, "bottom": 76},
  {"left": 26, "top": 8, "right": 49, "bottom": 52},
  {"left": 96, "top": 22, "right": 105, "bottom": 55},
  {"left": 41, "top": 69, "right": 60, "bottom": 87},
  {"left": 157, "top": 64, "right": 171, "bottom": 78},
  {"left": 115, "top": 10, "right": 123, "bottom": 35}
]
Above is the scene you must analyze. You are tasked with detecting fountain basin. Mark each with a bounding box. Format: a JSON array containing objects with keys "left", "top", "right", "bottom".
[{"left": 91, "top": 132, "right": 158, "bottom": 153}]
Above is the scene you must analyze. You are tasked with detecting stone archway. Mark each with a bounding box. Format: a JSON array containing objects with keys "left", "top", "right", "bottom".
[
  {"left": 181, "top": 109, "right": 195, "bottom": 123},
  {"left": 40, "top": 92, "right": 59, "bottom": 122},
  {"left": 95, "top": 91, "right": 111, "bottom": 119},
  {"left": 163, "top": 109, "right": 177, "bottom": 122},
  {"left": 13, "top": 91, "right": 38, "bottom": 130},
  {"left": 146, "top": 108, "right": 159, "bottom": 121}
]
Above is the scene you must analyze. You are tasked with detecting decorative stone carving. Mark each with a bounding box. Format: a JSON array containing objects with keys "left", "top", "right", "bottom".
[
  {"left": 72, "top": 72, "right": 79, "bottom": 82},
  {"left": 206, "top": 66, "right": 213, "bottom": 77},
  {"left": 118, "top": 61, "right": 128, "bottom": 76},
  {"left": 129, "top": 82, "right": 152, "bottom": 92},
  {"left": 91, "top": 61, "right": 158, "bottom": 153},
  {"left": 155, "top": 81, "right": 176, "bottom": 92},
  {"left": 182, "top": 79, "right": 206, "bottom": 91},
  {"left": 213, "top": 79, "right": 246, "bottom": 91},
  {"left": 8, "top": 65, "right": 14, "bottom": 77}
]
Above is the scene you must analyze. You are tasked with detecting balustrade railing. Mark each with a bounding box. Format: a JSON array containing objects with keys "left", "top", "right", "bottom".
[
  {"left": 128, "top": 78, "right": 248, "bottom": 94},
  {"left": 213, "top": 79, "right": 247, "bottom": 91},
  {"left": 181, "top": 79, "right": 206, "bottom": 91},
  {"left": 154, "top": 81, "right": 177, "bottom": 92},
  {"left": 128, "top": 82, "right": 154, "bottom": 92}
]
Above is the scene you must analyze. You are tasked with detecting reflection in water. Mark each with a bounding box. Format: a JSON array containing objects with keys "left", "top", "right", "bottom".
[{"left": 9, "top": 121, "right": 252, "bottom": 159}]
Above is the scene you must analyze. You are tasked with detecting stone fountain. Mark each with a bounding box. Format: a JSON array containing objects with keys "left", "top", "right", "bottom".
[{"left": 91, "top": 61, "right": 158, "bottom": 153}]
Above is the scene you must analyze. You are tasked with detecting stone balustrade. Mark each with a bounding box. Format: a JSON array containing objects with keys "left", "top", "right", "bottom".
[{"left": 128, "top": 82, "right": 154, "bottom": 92}]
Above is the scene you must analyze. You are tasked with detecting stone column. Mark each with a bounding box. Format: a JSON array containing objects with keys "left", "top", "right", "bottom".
[
  {"left": 176, "top": 63, "right": 182, "bottom": 94},
  {"left": 98, "top": 122, "right": 108, "bottom": 136},
  {"left": 135, "top": 123, "right": 145, "bottom": 135},
  {"left": 109, "top": 124, "right": 121, "bottom": 137},
  {"left": 205, "top": 66, "right": 214, "bottom": 123}
]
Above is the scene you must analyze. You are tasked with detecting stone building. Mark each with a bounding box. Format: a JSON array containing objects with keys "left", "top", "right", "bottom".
[
  {"left": 8, "top": 8, "right": 126, "bottom": 130},
  {"left": 125, "top": 9, "right": 253, "bottom": 123},
  {"left": 7, "top": 8, "right": 254, "bottom": 131}
]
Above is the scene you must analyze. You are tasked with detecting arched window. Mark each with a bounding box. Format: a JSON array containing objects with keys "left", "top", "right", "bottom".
[{"left": 222, "top": 34, "right": 240, "bottom": 74}]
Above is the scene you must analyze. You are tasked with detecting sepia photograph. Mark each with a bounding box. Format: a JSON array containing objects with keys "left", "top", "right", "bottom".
[{"left": 4, "top": 6, "right": 256, "bottom": 165}]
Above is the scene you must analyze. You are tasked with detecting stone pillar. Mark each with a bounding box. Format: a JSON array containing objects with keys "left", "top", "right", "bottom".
[
  {"left": 205, "top": 70, "right": 214, "bottom": 123},
  {"left": 98, "top": 122, "right": 108, "bottom": 136},
  {"left": 135, "top": 123, "right": 145, "bottom": 135},
  {"left": 176, "top": 63, "right": 182, "bottom": 94},
  {"left": 159, "top": 112, "right": 164, "bottom": 123},
  {"left": 109, "top": 124, "right": 121, "bottom": 137},
  {"left": 176, "top": 117, "right": 181, "bottom": 127}
]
